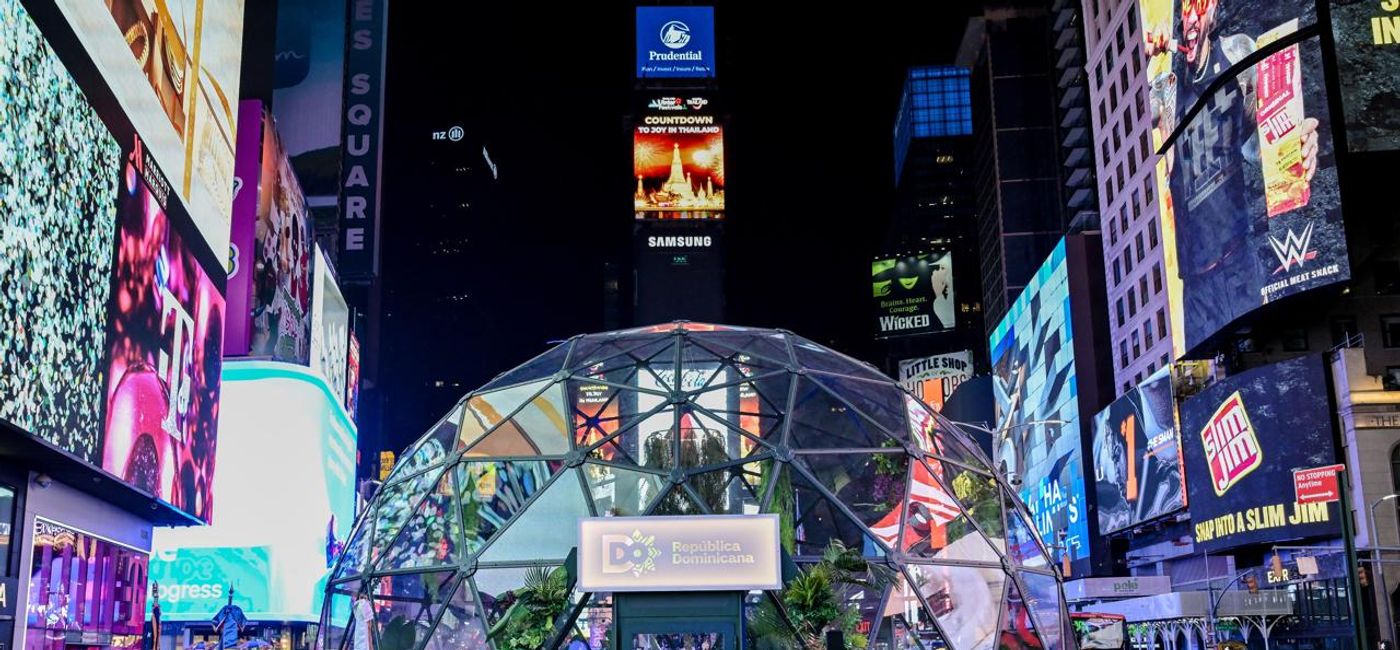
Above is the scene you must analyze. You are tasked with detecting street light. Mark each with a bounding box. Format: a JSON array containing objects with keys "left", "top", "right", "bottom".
[{"left": 1371, "top": 493, "right": 1400, "bottom": 644}]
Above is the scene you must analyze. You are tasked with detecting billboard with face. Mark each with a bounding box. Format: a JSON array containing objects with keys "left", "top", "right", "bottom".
[
  {"left": 1179, "top": 354, "right": 1339, "bottom": 552},
  {"left": 54, "top": 0, "right": 245, "bottom": 259},
  {"left": 0, "top": 0, "right": 123, "bottom": 463},
  {"left": 636, "top": 6, "right": 716, "bottom": 78},
  {"left": 873, "top": 252, "right": 956, "bottom": 338},
  {"left": 897, "top": 351, "right": 973, "bottom": 413},
  {"left": 310, "top": 246, "right": 350, "bottom": 409},
  {"left": 989, "top": 239, "right": 1091, "bottom": 572},
  {"left": 102, "top": 163, "right": 226, "bottom": 524},
  {"left": 250, "top": 113, "right": 313, "bottom": 363},
  {"left": 1091, "top": 367, "right": 1185, "bottom": 534},
  {"left": 634, "top": 117, "right": 724, "bottom": 219}
]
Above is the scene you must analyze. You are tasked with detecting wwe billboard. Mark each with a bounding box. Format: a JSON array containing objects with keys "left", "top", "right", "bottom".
[{"left": 1179, "top": 354, "right": 1340, "bottom": 552}]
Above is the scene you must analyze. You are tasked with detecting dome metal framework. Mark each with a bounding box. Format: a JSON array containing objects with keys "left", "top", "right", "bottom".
[{"left": 319, "top": 323, "right": 1070, "bottom": 650}]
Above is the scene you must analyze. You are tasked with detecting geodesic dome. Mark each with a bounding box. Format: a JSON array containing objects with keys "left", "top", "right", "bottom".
[{"left": 320, "top": 323, "right": 1069, "bottom": 650}]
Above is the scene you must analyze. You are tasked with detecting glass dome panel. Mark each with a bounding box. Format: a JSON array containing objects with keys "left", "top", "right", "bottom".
[
  {"left": 476, "top": 469, "right": 588, "bottom": 563},
  {"left": 456, "top": 461, "right": 553, "bottom": 555}
]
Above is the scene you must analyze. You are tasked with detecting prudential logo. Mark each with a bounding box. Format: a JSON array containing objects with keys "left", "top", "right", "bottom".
[
  {"left": 660, "top": 20, "right": 691, "bottom": 49},
  {"left": 601, "top": 529, "right": 661, "bottom": 577}
]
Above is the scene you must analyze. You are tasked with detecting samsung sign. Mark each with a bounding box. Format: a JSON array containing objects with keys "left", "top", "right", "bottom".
[
  {"left": 647, "top": 235, "right": 712, "bottom": 248},
  {"left": 636, "top": 6, "right": 716, "bottom": 78},
  {"left": 578, "top": 515, "right": 780, "bottom": 592}
]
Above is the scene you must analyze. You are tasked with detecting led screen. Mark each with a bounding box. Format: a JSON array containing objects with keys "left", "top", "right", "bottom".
[
  {"left": 1331, "top": 0, "right": 1400, "bottom": 152},
  {"left": 346, "top": 331, "right": 361, "bottom": 417},
  {"left": 1178, "top": 354, "right": 1339, "bottom": 552},
  {"left": 0, "top": 0, "right": 122, "bottom": 463},
  {"left": 873, "top": 252, "right": 956, "bottom": 338},
  {"left": 55, "top": 0, "right": 245, "bottom": 258},
  {"left": 310, "top": 246, "right": 350, "bottom": 408},
  {"left": 633, "top": 119, "right": 724, "bottom": 219},
  {"left": 1090, "top": 366, "right": 1185, "bottom": 534},
  {"left": 249, "top": 111, "right": 313, "bottom": 363},
  {"left": 272, "top": 0, "right": 347, "bottom": 197},
  {"left": 989, "top": 239, "right": 1090, "bottom": 572},
  {"left": 26, "top": 519, "right": 149, "bottom": 650},
  {"left": 224, "top": 100, "right": 264, "bottom": 357},
  {"left": 102, "top": 163, "right": 226, "bottom": 523},
  {"left": 148, "top": 361, "right": 358, "bottom": 621},
  {"left": 635, "top": 6, "right": 716, "bottom": 78},
  {"left": 897, "top": 351, "right": 973, "bottom": 413}
]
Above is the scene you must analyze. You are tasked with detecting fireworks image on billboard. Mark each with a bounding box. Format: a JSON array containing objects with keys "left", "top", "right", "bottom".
[
  {"left": 633, "top": 121, "right": 724, "bottom": 218},
  {"left": 1091, "top": 366, "right": 1185, "bottom": 534},
  {"left": 0, "top": 0, "right": 122, "bottom": 463},
  {"left": 103, "top": 163, "right": 226, "bottom": 523}
]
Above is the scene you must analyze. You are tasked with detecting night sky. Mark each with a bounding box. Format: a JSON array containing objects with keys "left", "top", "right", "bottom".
[{"left": 377, "top": 2, "right": 979, "bottom": 445}]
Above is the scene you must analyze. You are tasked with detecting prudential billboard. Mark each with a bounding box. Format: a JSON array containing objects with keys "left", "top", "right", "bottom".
[{"left": 636, "top": 6, "right": 716, "bottom": 78}]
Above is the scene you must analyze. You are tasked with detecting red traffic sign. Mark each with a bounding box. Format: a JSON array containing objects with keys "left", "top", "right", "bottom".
[{"left": 1294, "top": 464, "right": 1346, "bottom": 504}]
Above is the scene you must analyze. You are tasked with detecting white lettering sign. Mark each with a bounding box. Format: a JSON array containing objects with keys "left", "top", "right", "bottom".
[{"left": 578, "top": 515, "right": 780, "bottom": 592}]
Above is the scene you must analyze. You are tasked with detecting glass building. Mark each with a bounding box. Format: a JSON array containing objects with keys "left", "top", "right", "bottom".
[{"left": 319, "top": 324, "right": 1069, "bottom": 650}]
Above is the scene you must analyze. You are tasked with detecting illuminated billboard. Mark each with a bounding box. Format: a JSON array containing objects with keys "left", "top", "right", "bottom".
[
  {"left": 1137, "top": 0, "right": 1348, "bottom": 352},
  {"left": 897, "top": 351, "right": 973, "bottom": 413},
  {"left": 0, "top": 0, "right": 122, "bottom": 463},
  {"left": 310, "top": 246, "right": 350, "bottom": 409},
  {"left": 989, "top": 239, "right": 1090, "bottom": 571},
  {"left": 636, "top": 6, "right": 716, "bottom": 78},
  {"left": 55, "top": 0, "right": 245, "bottom": 258},
  {"left": 102, "top": 163, "right": 226, "bottom": 523},
  {"left": 1090, "top": 367, "right": 1185, "bottom": 534},
  {"left": 634, "top": 117, "right": 724, "bottom": 219},
  {"left": 148, "top": 361, "right": 358, "bottom": 621},
  {"left": 1330, "top": 1, "right": 1400, "bottom": 152},
  {"left": 272, "top": 0, "right": 347, "bottom": 197},
  {"left": 873, "top": 252, "right": 955, "bottom": 338},
  {"left": 250, "top": 109, "right": 313, "bottom": 363},
  {"left": 26, "top": 519, "right": 149, "bottom": 650},
  {"left": 1178, "top": 354, "right": 1339, "bottom": 552}
]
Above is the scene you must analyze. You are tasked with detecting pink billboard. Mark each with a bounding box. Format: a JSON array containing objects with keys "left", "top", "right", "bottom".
[
  {"left": 224, "top": 99, "right": 266, "bottom": 356},
  {"left": 102, "top": 162, "right": 226, "bottom": 523}
]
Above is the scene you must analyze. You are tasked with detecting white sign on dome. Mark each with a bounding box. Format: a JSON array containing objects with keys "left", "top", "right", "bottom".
[{"left": 578, "top": 515, "right": 781, "bottom": 592}]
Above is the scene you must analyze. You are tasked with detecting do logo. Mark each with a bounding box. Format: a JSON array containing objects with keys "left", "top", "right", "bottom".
[{"left": 659, "top": 20, "right": 691, "bottom": 49}]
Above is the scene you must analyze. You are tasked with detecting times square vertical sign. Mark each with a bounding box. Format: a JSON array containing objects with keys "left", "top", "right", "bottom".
[{"left": 339, "top": 0, "right": 389, "bottom": 282}]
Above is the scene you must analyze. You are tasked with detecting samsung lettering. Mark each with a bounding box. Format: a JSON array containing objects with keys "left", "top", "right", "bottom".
[{"left": 647, "top": 236, "right": 712, "bottom": 248}]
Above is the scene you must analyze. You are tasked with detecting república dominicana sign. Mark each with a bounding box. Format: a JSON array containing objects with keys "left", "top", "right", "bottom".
[{"left": 577, "top": 515, "right": 780, "bottom": 592}]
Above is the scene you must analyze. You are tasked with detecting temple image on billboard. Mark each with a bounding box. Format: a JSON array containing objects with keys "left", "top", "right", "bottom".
[{"left": 634, "top": 126, "right": 725, "bottom": 219}]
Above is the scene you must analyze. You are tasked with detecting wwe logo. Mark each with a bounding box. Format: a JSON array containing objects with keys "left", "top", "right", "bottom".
[{"left": 1269, "top": 222, "right": 1317, "bottom": 274}]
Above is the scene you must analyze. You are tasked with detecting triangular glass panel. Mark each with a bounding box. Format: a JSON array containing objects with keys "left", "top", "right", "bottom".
[
  {"left": 375, "top": 469, "right": 462, "bottom": 572},
  {"left": 478, "top": 342, "right": 571, "bottom": 393},
  {"left": 1000, "top": 578, "right": 1047, "bottom": 650},
  {"left": 633, "top": 408, "right": 681, "bottom": 472},
  {"left": 492, "top": 382, "right": 571, "bottom": 456},
  {"left": 472, "top": 566, "right": 543, "bottom": 628},
  {"left": 791, "top": 336, "right": 888, "bottom": 382},
  {"left": 898, "top": 459, "right": 1002, "bottom": 565},
  {"left": 583, "top": 462, "right": 666, "bottom": 516},
  {"left": 649, "top": 483, "right": 705, "bottom": 515},
  {"left": 778, "top": 466, "right": 888, "bottom": 558},
  {"left": 564, "top": 332, "right": 670, "bottom": 374},
  {"left": 1018, "top": 571, "right": 1065, "bottom": 650},
  {"left": 671, "top": 341, "right": 730, "bottom": 393},
  {"left": 478, "top": 469, "right": 588, "bottom": 563},
  {"left": 746, "top": 591, "right": 801, "bottom": 650},
  {"left": 368, "top": 570, "right": 458, "bottom": 650},
  {"left": 385, "top": 405, "right": 463, "bottom": 485},
  {"left": 675, "top": 404, "right": 748, "bottom": 470},
  {"left": 1002, "top": 489, "right": 1050, "bottom": 569},
  {"left": 808, "top": 372, "right": 908, "bottom": 439},
  {"left": 906, "top": 396, "right": 994, "bottom": 472},
  {"left": 457, "top": 461, "right": 552, "bottom": 555},
  {"left": 465, "top": 423, "right": 537, "bottom": 457},
  {"left": 422, "top": 577, "right": 489, "bottom": 650},
  {"left": 688, "top": 459, "right": 770, "bottom": 515},
  {"left": 562, "top": 593, "right": 615, "bottom": 649},
  {"left": 318, "top": 591, "right": 353, "bottom": 650},
  {"left": 330, "top": 518, "right": 372, "bottom": 584},
  {"left": 927, "top": 456, "right": 1004, "bottom": 539},
  {"left": 689, "top": 332, "right": 793, "bottom": 374},
  {"left": 801, "top": 451, "right": 908, "bottom": 537},
  {"left": 904, "top": 562, "right": 1006, "bottom": 650},
  {"left": 788, "top": 377, "right": 900, "bottom": 450},
  {"left": 459, "top": 379, "right": 551, "bottom": 450},
  {"left": 875, "top": 586, "right": 940, "bottom": 650},
  {"left": 368, "top": 468, "right": 447, "bottom": 570}
]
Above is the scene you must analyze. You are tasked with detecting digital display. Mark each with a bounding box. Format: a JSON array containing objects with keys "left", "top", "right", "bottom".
[
  {"left": 1330, "top": 0, "right": 1400, "bottom": 152},
  {"left": 346, "top": 331, "right": 361, "bottom": 418},
  {"left": 634, "top": 118, "right": 724, "bottom": 219},
  {"left": 102, "top": 163, "right": 226, "bottom": 524},
  {"left": 1090, "top": 367, "right": 1185, "bottom": 534},
  {"left": 149, "top": 361, "right": 358, "bottom": 621},
  {"left": 26, "top": 519, "right": 149, "bottom": 650},
  {"left": 310, "top": 246, "right": 350, "bottom": 409},
  {"left": 272, "top": 0, "right": 347, "bottom": 198},
  {"left": 635, "top": 6, "right": 716, "bottom": 78},
  {"left": 0, "top": 0, "right": 122, "bottom": 463},
  {"left": 55, "top": 0, "right": 246, "bottom": 258},
  {"left": 224, "top": 100, "right": 265, "bottom": 357},
  {"left": 1178, "top": 354, "right": 1339, "bottom": 552},
  {"left": 1137, "top": 1, "right": 1348, "bottom": 352},
  {"left": 249, "top": 109, "right": 313, "bottom": 364},
  {"left": 989, "top": 239, "right": 1091, "bottom": 572},
  {"left": 897, "top": 351, "right": 973, "bottom": 413},
  {"left": 872, "top": 252, "right": 955, "bottom": 338}
]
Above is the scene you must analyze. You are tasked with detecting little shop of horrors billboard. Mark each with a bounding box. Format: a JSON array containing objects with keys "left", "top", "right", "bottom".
[{"left": 1179, "top": 354, "right": 1340, "bottom": 552}]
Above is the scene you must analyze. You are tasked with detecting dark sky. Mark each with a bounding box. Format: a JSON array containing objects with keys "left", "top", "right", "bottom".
[{"left": 376, "top": 2, "right": 980, "bottom": 444}]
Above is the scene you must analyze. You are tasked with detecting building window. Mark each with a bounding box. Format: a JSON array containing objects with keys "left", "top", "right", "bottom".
[
  {"left": 1128, "top": 288, "right": 1138, "bottom": 317},
  {"left": 1390, "top": 445, "right": 1400, "bottom": 499},
  {"left": 1125, "top": 250, "right": 1134, "bottom": 273},
  {"left": 1144, "top": 321, "right": 1154, "bottom": 348},
  {"left": 1110, "top": 215, "right": 1118, "bottom": 246},
  {"left": 1149, "top": 217, "right": 1159, "bottom": 248},
  {"left": 1132, "top": 330, "right": 1142, "bottom": 358},
  {"left": 1152, "top": 263, "right": 1163, "bottom": 294},
  {"left": 1143, "top": 176, "right": 1154, "bottom": 204},
  {"left": 1139, "top": 276, "right": 1150, "bottom": 306},
  {"left": 1120, "top": 340, "right": 1129, "bottom": 368},
  {"left": 1386, "top": 367, "right": 1400, "bottom": 391},
  {"left": 1157, "top": 309, "right": 1168, "bottom": 339},
  {"left": 1383, "top": 315, "right": 1400, "bottom": 348},
  {"left": 0, "top": 483, "right": 13, "bottom": 571},
  {"left": 1161, "top": 353, "right": 1171, "bottom": 367},
  {"left": 1331, "top": 316, "right": 1359, "bottom": 347},
  {"left": 1114, "top": 257, "right": 1123, "bottom": 285},
  {"left": 1136, "top": 233, "right": 1146, "bottom": 262},
  {"left": 1376, "top": 260, "right": 1400, "bottom": 295},
  {"left": 1117, "top": 298, "right": 1126, "bottom": 327},
  {"left": 1147, "top": 362, "right": 1156, "bottom": 375},
  {"left": 1119, "top": 213, "right": 1128, "bottom": 235},
  {"left": 1281, "top": 327, "right": 1309, "bottom": 352},
  {"left": 1140, "top": 130, "right": 1152, "bottom": 159}
]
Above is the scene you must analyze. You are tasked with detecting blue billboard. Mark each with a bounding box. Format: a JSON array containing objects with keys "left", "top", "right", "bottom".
[
  {"left": 989, "top": 239, "right": 1092, "bottom": 575},
  {"left": 636, "top": 6, "right": 716, "bottom": 78},
  {"left": 149, "top": 361, "right": 358, "bottom": 622}
]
